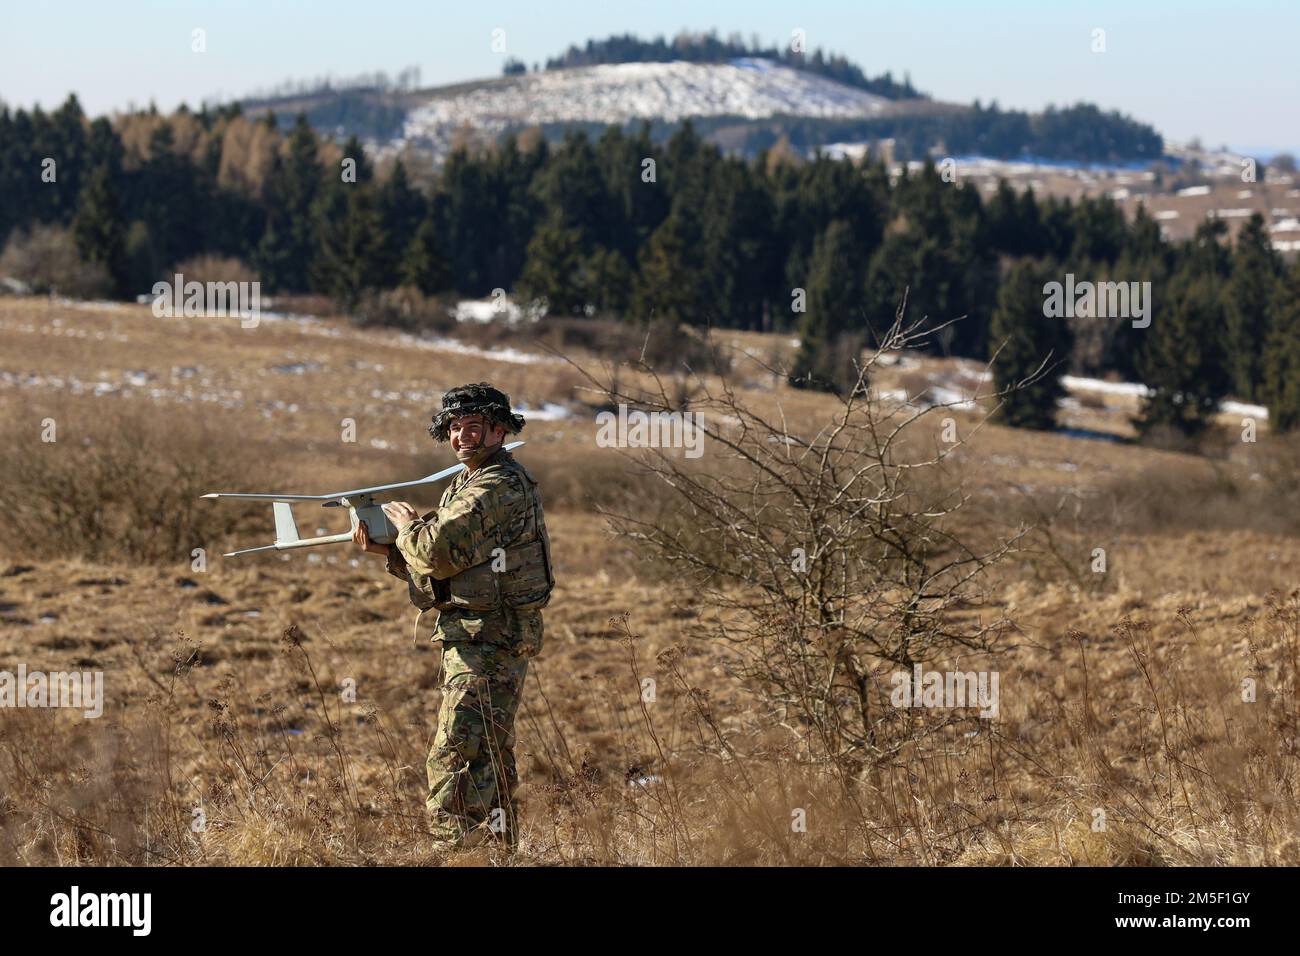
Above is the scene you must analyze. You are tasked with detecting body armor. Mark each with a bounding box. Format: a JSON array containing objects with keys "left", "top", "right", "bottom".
[{"left": 402, "top": 450, "right": 553, "bottom": 614}]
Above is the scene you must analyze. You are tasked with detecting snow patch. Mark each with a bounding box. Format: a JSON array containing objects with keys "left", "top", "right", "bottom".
[
  {"left": 515, "top": 401, "right": 572, "bottom": 421},
  {"left": 1221, "top": 400, "right": 1269, "bottom": 420},
  {"left": 395, "top": 332, "right": 559, "bottom": 366},
  {"left": 403, "top": 59, "right": 889, "bottom": 159},
  {"left": 1061, "top": 375, "right": 1150, "bottom": 398}
]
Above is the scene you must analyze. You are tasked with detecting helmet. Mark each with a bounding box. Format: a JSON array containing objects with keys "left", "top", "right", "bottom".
[{"left": 428, "top": 382, "right": 526, "bottom": 443}]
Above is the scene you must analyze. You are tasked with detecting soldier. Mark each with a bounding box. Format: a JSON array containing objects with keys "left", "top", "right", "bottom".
[{"left": 352, "top": 383, "right": 553, "bottom": 852}]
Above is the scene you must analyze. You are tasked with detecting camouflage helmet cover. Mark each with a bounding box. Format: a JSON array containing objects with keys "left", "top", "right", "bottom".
[{"left": 428, "top": 382, "right": 526, "bottom": 442}]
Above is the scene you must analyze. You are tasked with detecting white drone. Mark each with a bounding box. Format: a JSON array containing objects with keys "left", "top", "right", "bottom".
[{"left": 202, "top": 440, "right": 525, "bottom": 557}]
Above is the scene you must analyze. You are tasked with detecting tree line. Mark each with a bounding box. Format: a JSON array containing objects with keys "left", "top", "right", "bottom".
[
  {"left": 524, "top": 101, "right": 1164, "bottom": 167},
  {"left": 542, "top": 30, "right": 923, "bottom": 100},
  {"left": 2, "top": 95, "right": 1298, "bottom": 436}
]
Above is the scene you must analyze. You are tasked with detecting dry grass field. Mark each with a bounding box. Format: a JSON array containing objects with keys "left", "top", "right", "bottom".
[{"left": 2, "top": 294, "right": 1299, "bottom": 866}]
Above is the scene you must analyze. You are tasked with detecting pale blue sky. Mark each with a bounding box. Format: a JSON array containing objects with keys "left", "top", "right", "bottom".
[{"left": 1, "top": 0, "right": 1296, "bottom": 153}]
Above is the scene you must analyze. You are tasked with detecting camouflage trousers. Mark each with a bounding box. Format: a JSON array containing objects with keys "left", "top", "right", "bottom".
[{"left": 427, "top": 640, "right": 530, "bottom": 847}]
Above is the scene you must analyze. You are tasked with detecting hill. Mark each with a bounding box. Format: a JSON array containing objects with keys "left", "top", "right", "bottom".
[{"left": 233, "top": 33, "right": 1161, "bottom": 167}]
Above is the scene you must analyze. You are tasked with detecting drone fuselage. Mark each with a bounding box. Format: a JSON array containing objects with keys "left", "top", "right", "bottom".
[{"left": 333, "top": 495, "right": 401, "bottom": 545}]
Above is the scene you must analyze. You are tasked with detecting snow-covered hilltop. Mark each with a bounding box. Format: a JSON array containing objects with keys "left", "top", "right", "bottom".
[{"left": 398, "top": 58, "right": 892, "bottom": 155}]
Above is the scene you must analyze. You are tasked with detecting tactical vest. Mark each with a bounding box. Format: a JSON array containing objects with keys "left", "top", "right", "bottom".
[{"left": 411, "top": 453, "right": 553, "bottom": 614}]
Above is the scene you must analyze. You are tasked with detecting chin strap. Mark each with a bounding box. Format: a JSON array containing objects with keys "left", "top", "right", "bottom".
[{"left": 464, "top": 439, "right": 506, "bottom": 469}]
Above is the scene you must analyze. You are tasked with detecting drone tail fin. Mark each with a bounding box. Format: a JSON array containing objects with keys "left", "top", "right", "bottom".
[{"left": 273, "top": 502, "right": 300, "bottom": 545}]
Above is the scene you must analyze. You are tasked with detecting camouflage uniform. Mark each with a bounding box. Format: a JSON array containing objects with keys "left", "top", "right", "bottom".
[{"left": 385, "top": 437, "right": 550, "bottom": 850}]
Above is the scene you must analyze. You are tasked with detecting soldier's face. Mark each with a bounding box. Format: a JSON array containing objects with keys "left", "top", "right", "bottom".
[{"left": 450, "top": 414, "right": 506, "bottom": 464}]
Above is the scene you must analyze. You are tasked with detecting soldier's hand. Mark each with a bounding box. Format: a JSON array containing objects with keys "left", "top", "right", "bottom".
[
  {"left": 382, "top": 501, "right": 419, "bottom": 531},
  {"left": 352, "top": 519, "right": 390, "bottom": 556}
]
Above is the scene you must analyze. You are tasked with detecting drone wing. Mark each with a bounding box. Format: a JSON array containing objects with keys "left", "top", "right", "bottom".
[
  {"left": 201, "top": 440, "right": 525, "bottom": 503},
  {"left": 204, "top": 441, "right": 527, "bottom": 557}
]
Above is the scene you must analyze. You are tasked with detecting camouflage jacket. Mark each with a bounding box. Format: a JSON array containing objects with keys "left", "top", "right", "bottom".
[{"left": 385, "top": 448, "right": 549, "bottom": 655}]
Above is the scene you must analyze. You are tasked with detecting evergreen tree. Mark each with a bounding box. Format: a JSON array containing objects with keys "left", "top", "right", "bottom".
[
  {"left": 1099, "top": 204, "right": 1172, "bottom": 381},
  {"left": 0, "top": 107, "right": 18, "bottom": 245},
  {"left": 1136, "top": 262, "right": 1231, "bottom": 438},
  {"left": 1069, "top": 195, "right": 1126, "bottom": 264},
  {"left": 26, "top": 106, "right": 56, "bottom": 225},
  {"left": 2, "top": 109, "right": 51, "bottom": 237},
  {"left": 586, "top": 246, "right": 634, "bottom": 315},
  {"left": 782, "top": 154, "right": 887, "bottom": 299},
  {"left": 72, "top": 164, "right": 129, "bottom": 296},
  {"left": 486, "top": 134, "right": 545, "bottom": 291},
  {"left": 136, "top": 123, "right": 206, "bottom": 270},
  {"left": 376, "top": 158, "right": 424, "bottom": 286},
  {"left": 315, "top": 185, "right": 385, "bottom": 309},
  {"left": 338, "top": 134, "right": 373, "bottom": 184},
  {"left": 124, "top": 220, "right": 159, "bottom": 295},
  {"left": 1224, "top": 213, "right": 1283, "bottom": 402},
  {"left": 47, "top": 95, "right": 89, "bottom": 223},
  {"left": 790, "top": 219, "right": 866, "bottom": 393},
  {"left": 1039, "top": 196, "right": 1077, "bottom": 261},
  {"left": 986, "top": 180, "right": 1023, "bottom": 255},
  {"left": 630, "top": 121, "right": 668, "bottom": 239},
  {"left": 400, "top": 213, "right": 451, "bottom": 295},
  {"left": 990, "top": 258, "right": 1071, "bottom": 429},
  {"left": 250, "top": 215, "right": 284, "bottom": 278},
  {"left": 863, "top": 159, "right": 994, "bottom": 357},
  {"left": 1126, "top": 203, "right": 1168, "bottom": 265},
  {"left": 434, "top": 147, "right": 498, "bottom": 295},
  {"left": 1014, "top": 186, "right": 1048, "bottom": 257},
  {"left": 698, "top": 157, "right": 777, "bottom": 330},
  {"left": 531, "top": 131, "right": 616, "bottom": 251},
  {"left": 599, "top": 123, "right": 668, "bottom": 261},
  {"left": 983, "top": 181, "right": 1048, "bottom": 258},
  {"left": 628, "top": 212, "right": 711, "bottom": 326},
  {"left": 255, "top": 114, "right": 323, "bottom": 292},
  {"left": 1262, "top": 261, "right": 1300, "bottom": 432},
  {"left": 517, "top": 218, "right": 590, "bottom": 315}
]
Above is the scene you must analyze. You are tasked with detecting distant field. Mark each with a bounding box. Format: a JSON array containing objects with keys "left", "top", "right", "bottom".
[
  {"left": 2, "top": 296, "right": 1298, "bottom": 866},
  {"left": 954, "top": 164, "right": 1300, "bottom": 248}
]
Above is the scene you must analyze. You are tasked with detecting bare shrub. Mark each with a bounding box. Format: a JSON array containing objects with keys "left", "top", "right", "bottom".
[
  {"left": 562, "top": 310, "right": 1021, "bottom": 770},
  {"left": 352, "top": 285, "right": 457, "bottom": 335},
  {"left": 1135, "top": 421, "right": 1209, "bottom": 455},
  {"left": 0, "top": 224, "right": 113, "bottom": 298},
  {"left": 511, "top": 365, "right": 585, "bottom": 415},
  {"left": 166, "top": 254, "right": 259, "bottom": 287},
  {"left": 451, "top": 315, "right": 733, "bottom": 378},
  {"left": 0, "top": 402, "right": 273, "bottom": 564},
  {"left": 1087, "top": 450, "right": 1300, "bottom": 538}
]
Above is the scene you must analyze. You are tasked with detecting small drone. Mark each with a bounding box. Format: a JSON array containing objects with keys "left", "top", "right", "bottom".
[{"left": 202, "top": 441, "right": 525, "bottom": 557}]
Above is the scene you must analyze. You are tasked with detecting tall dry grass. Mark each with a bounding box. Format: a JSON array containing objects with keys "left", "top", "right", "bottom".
[
  {"left": 3, "top": 305, "right": 1299, "bottom": 866},
  {"left": 0, "top": 400, "right": 274, "bottom": 564},
  {"left": 5, "top": 594, "right": 1296, "bottom": 866}
]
